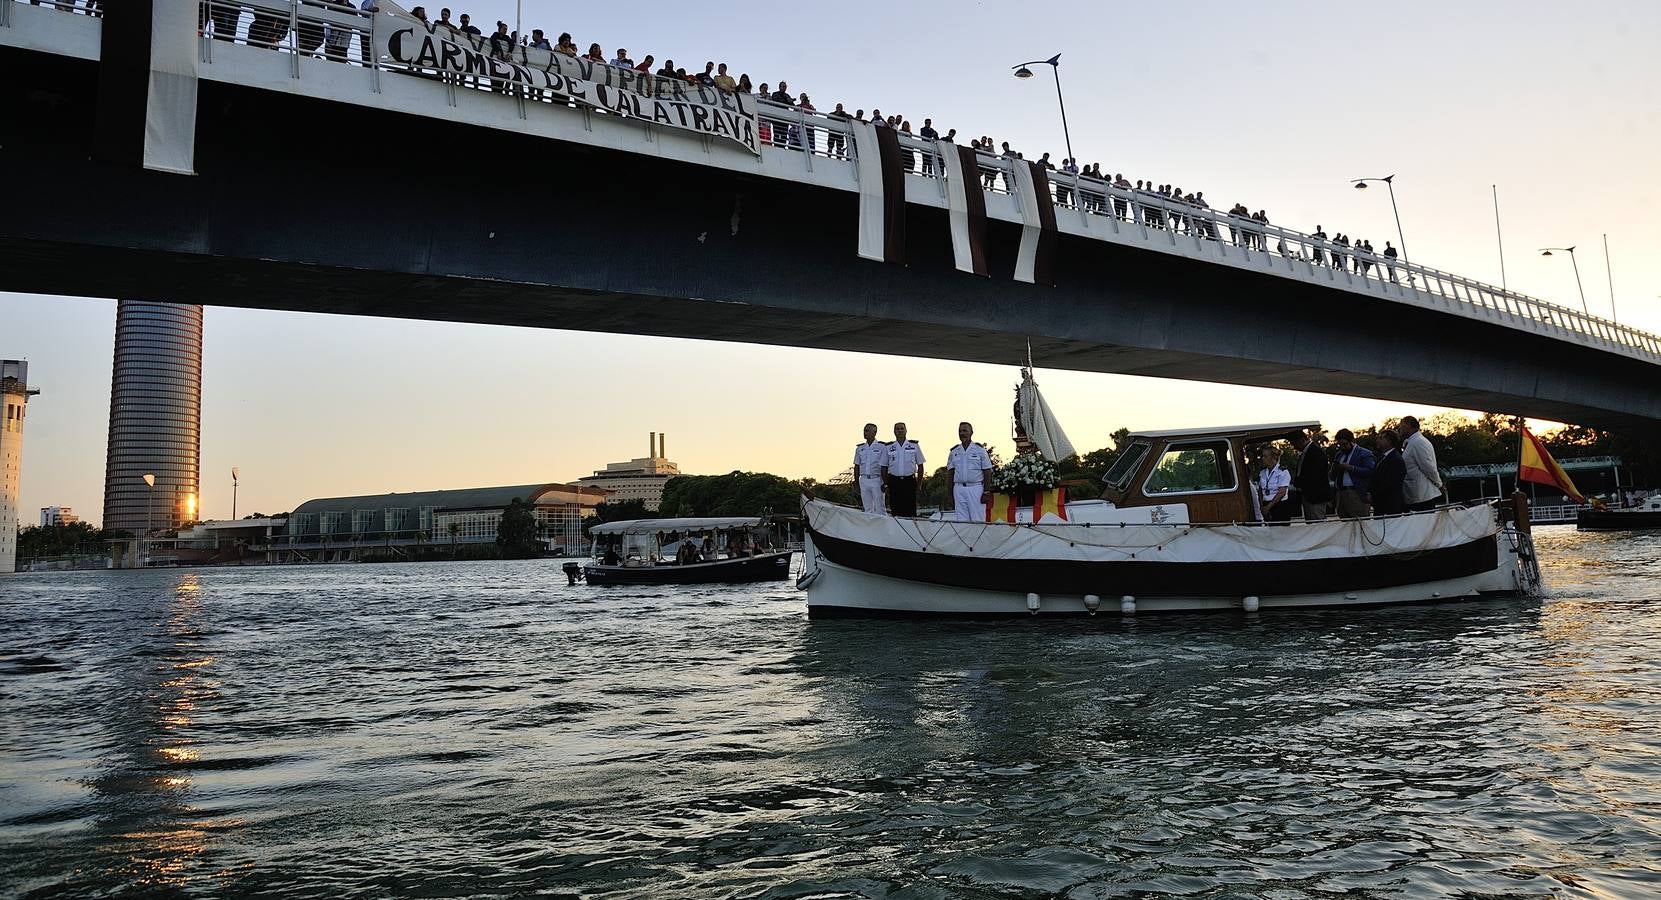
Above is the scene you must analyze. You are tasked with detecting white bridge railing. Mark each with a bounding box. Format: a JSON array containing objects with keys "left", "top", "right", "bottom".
[{"left": 17, "top": 0, "right": 1661, "bottom": 365}]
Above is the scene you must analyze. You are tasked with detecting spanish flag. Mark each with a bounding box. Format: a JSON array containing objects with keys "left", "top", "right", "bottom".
[
  {"left": 987, "top": 489, "right": 1068, "bottom": 523},
  {"left": 1518, "top": 426, "right": 1586, "bottom": 504}
]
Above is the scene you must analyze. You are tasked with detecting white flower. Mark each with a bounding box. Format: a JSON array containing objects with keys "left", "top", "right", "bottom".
[{"left": 992, "top": 452, "right": 1060, "bottom": 492}]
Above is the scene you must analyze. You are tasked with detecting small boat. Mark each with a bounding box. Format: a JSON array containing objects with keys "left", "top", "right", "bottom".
[
  {"left": 797, "top": 368, "right": 1542, "bottom": 617},
  {"left": 583, "top": 516, "right": 793, "bottom": 586},
  {"left": 1576, "top": 494, "right": 1661, "bottom": 531}
]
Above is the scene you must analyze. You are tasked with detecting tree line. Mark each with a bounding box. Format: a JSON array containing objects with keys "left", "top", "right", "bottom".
[{"left": 585, "top": 415, "right": 1655, "bottom": 522}]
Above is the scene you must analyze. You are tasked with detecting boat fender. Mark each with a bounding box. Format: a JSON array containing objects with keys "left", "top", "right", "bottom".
[
  {"left": 1026, "top": 592, "right": 1041, "bottom": 614},
  {"left": 1242, "top": 595, "right": 1260, "bottom": 613},
  {"left": 1120, "top": 595, "right": 1136, "bottom": 616},
  {"left": 1083, "top": 594, "right": 1101, "bottom": 615}
]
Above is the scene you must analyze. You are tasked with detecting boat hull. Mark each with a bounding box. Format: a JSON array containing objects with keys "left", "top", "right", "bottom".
[
  {"left": 585, "top": 550, "right": 793, "bottom": 586},
  {"left": 798, "top": 499, "right": 1536, "bottom": 617},
  {"left": 1576, "top": 509, "right": 1661, "bottom": 531},
  {"left": 801, "top": 547, "right": 1523, "bottom": 616}
]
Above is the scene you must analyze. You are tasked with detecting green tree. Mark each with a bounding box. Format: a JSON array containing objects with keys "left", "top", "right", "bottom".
[
  {"left": 495, "top": 498, "right": 541, "bottom": 559},
  {"left": 658, "top": 471, "right": 804, "bottom": 517},
  {"left": 803, "top": 477, "right": 858, "bottom": 507},
  {"left": 587, "top": 499, "right": 655, "bottom": 531},
  {"left": 16, "top": 522, "right": 117, "bottom": 560}
]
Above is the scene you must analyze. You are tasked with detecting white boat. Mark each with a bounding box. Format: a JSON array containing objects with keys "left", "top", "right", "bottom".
[{"left": 798, "top": 379, "right": 1542, "bottom": 617}]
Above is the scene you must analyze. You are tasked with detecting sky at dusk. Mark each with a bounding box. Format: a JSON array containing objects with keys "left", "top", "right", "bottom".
[{"left": 4, "top": 0, "right": 1659, "bottom": 525}]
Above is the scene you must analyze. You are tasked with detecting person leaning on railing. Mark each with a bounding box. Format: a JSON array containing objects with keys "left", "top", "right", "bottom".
[
  {"left": 918, "top": 119, "right": 939, "bottom": 173},
  {"left": 826, "top": 104, "right": 850, "bottom": 158},
  {"left": 323, "top": 0, "right": 355, "bottom": 62},
  {"left": 798, "top": 94, "right": 818, "bottom": 153},
  {"left": 769, "top": 83, "right": 795, "bottom": 148}
]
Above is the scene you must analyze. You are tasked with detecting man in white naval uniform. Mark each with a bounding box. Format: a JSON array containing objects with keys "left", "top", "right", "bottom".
[
  {"left": 883, "top": 422, "right": 926, "bottom": 517},
  {"left": 853, "top": 423, "right": 888, "bottom": 513},
  {"left": 946, "top": 422, "right": 994, "bottom": 522}
]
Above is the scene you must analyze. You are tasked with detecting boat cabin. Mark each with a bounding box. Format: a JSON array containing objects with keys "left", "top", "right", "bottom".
[
  {"left": 588, "top": 516, "right": 777, "bottom": 566},
  {"left": 1098, "top": 421, "right": 1320, "bottom": 525}
]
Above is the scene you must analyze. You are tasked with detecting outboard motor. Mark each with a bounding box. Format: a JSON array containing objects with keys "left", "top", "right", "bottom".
[{"left": 562, "top": 562, "right": 583, "bottom": 585}]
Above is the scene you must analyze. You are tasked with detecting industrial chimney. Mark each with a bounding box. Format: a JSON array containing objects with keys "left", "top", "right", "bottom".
[
  {"left": 659, "top": 433, "right": 666, "bottom": 459},
  {"left": 649, "top": 432, "right": 656, "bottom": 460}
]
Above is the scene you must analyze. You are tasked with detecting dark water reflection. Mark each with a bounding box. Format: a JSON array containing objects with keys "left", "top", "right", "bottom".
[{"left": 2, "top": 526, "right": 1658, "bottom": 898}]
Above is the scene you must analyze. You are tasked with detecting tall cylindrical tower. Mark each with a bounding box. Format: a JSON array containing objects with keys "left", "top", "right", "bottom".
[
  {"left": 102, "top": 301, "right": 203, "bottom": 535},
  {"left": 2, "top": 360, "right": 40, "bottom": 573}
]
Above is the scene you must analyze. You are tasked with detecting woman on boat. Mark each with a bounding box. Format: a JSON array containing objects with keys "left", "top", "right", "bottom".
[
  {"left": 700, "top": 536, "right": 717, "bottom": 561},
  {"left": 1258, "top": 446, "right": 1293, "bottom": 522}
]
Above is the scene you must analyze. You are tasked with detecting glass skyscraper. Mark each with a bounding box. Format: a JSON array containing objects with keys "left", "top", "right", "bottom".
[{"left": 102, "top": 302, "right": 202, "bottom": 535}]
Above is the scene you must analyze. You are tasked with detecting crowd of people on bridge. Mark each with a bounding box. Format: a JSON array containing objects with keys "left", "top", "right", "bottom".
[
  {"left": 25, "top": 0, "right": 102, "bottom": 13},
  {"left": 134, "top": 2, "right": 1418, "bottom": 287}
]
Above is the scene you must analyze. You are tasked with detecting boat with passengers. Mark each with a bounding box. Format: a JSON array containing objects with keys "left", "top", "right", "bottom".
[
  {"left": 583, "top": 516, "right": 793, "bottom": 586},
  {"left": 798, "top": 369, "right": 1542, "bottom": 617}
]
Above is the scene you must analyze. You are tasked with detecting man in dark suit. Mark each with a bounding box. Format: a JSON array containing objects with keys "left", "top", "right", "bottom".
[
  {"left": 1370, "top": 429, "right": 1407, "bottom": 515},
  {"left": 1288, "top": 430, "right": 1332, "bottom": 521}
]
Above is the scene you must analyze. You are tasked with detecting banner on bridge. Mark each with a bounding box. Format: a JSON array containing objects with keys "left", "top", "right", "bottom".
[{"left": 376, "top": 11, "right": 760, "bottom": 154}]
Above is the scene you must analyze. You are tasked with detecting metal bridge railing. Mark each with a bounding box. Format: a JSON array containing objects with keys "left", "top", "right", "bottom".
[
  {"left": 1527, "top": 505, "right": 1581, "bottom": 523},
  {"left": 12, "top": 0, "right": 101, "bottom": 15},
  {"left": 81, "top": 0, "right": 1652, "bottom": 364}
]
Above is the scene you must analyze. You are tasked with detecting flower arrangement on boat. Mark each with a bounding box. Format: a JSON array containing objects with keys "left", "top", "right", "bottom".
[{"left": 992, "top": 451, "right": 1060, "bottom": 493}]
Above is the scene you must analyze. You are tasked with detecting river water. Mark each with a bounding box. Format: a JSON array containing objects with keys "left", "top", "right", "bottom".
[{"left": 2, "top": 526, "right": 1658, "bottom": 898}]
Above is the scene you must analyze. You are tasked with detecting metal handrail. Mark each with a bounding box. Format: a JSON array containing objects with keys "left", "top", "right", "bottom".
[{"left": 169, "top": 0, "right": 1661, "bottom": 362}]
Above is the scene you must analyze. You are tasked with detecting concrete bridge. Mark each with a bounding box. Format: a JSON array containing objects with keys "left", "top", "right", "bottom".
[{"left": 4, "top": 1, "right": 1661, "bottom": 429}]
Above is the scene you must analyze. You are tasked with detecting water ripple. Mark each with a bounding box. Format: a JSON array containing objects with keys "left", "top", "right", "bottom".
[{"left": 1, "top": 528, "right": 1658, "bottom": 897}]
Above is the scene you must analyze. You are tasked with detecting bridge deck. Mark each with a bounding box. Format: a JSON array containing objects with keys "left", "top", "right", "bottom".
[{"left": 4, "top": 0, "right": 1661, "bottom": 429}]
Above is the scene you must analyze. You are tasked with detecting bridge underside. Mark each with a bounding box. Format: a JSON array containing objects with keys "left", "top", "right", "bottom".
[{"left": 5, "top": 46, "right": 1661, "bottom": 429}]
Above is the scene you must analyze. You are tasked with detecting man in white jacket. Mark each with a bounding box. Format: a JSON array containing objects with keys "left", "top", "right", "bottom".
[
  {"left": 946, "top": 422, "right": 994, "bottom": 522},
  {"left": 1400, "top": 416, "right": 1445, "bottom": 512}
]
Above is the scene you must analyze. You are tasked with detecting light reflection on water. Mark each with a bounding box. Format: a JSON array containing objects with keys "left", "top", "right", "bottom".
[{"left": 0, "top": 527, "right": 1658, "bottom": 898}]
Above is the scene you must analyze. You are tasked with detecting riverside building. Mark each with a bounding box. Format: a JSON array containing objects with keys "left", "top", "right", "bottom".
[
  {"left": 271, "top": 482, "right": 609, "bottom": 560},
  {"left": 576, "top": 432, "right": 682, "bottom": 511},
  {"left": 3, "top": 361, "right": 40, "bottom": 573},
  {"left": 39, "top": 506, "right": 80, "bottom": 527}
]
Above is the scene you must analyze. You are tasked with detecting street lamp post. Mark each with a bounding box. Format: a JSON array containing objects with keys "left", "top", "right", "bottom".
[
  {"left": 1539, "top": 246, "right": 1588, "bottom": 315},
  {"left": 1351, "top": 175, "right": 1410, "bottom": 275},
  {"left": 143, "top": 473, "right": 155, "bottom": 566},
  {"left": 1602, "top": 233, "right": 1616, "bottom": 323},
  {"left": 1012, "top": 54, "right": 1073, "bottom": 166},
  {"left": 232, "top": 467, "right": 240, "bottom": 521}
]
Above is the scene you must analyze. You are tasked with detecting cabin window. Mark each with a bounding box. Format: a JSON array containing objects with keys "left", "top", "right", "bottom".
[
  {"left": 1143, "top": 441, "right": 1236, "bottom": 495},
  {"left": 1103, "top": 441, "right": 1151, "bottom": 490}
]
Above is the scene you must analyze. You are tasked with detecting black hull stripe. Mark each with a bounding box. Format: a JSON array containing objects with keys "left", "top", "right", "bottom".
[
  {"left": 808, "top": 528, "right": 1498, "bottom": 597},
  {"left": 1576, "top": 510, "right": 1661, "bottom": 531},
  {"left": 585, "top": 552, "right": 792, "bottom": 586}
]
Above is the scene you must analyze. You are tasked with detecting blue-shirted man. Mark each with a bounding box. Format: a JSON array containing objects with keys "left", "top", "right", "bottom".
[{"left": 1331, "top": 428, "right": 1377, "bottom": 517}]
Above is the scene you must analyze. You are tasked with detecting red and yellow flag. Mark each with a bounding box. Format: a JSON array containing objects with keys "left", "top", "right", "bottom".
[
  {"left": 987, "top": 489, "right": 1068, "bottom": 523},
  {"left": 1518, "top": 426, "right": 1585, "bottom": 504}
]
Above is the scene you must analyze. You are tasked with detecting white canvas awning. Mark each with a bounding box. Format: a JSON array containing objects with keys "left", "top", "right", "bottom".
[{"left": 589, "top": 517, "right": 767, "bottom": 536}]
